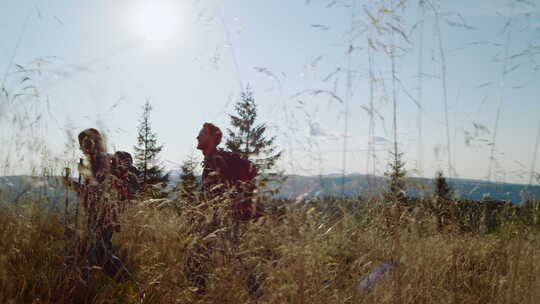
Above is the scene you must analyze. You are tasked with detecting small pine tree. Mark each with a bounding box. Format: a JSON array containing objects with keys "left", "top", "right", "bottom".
[
  {"left": 134, "top": 99, "right": 168, "bottom": 196},
  {"left": 384, "top": 150, "right": 407, "bottom": 205},
  {"left": 225, "top": 86, "right": 284, "bottom": 194},
  {"left": 434, "top": 170, "right": 453, "bottom": 200},
  {"left": 177, "top": 154, "right": 200, "bottom": 203},
  {"left": 433, "top": 170, "right": 454, "bottom": 231}
]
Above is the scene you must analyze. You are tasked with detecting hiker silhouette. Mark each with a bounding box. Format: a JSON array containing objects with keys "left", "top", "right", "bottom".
[
  {"left": 185, "top": 122, "right": 262, "bottom": 296},
  {"left": 197, "top": 122, "right": 258, "bottom": 221},
  {"left": 63, "top": 128, "right": 128, "bottom": 279},
  {"left": 111, "top": 150, "right": 141, "bottom": 201}
]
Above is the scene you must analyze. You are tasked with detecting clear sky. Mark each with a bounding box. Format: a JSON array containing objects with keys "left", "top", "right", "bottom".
[{"left": 0, "top": 0, "right": 539, "bottom": 184}]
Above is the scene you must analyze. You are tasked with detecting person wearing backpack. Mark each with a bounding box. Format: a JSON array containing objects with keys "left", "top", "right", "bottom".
[
  {"left": 63, "top": 128, "right": 122, "bottom": 278},
  {"left": 186, "top": 122, "right": 261, "bottom": 296},
  {"left": 196, "top": 122, "right": 258, "bottom": 221},
  {"left": 111, "top": 151, "right": 141, "bottom": 201}
]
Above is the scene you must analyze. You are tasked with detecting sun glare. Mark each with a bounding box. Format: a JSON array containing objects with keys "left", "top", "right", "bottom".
[{"left": 132, "top": 1, "right": 181, "bottom": 43}]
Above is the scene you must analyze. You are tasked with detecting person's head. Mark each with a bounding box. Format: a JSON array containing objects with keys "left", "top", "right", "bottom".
[
  {"left": 111, "top": 151, "right": 133, "bottom": 175},
  {"left": 197, "top": 123, "right": 222, "bottom": 153},
  {"left": 78, "top": 128, "right": 106, "bottom": 156}
]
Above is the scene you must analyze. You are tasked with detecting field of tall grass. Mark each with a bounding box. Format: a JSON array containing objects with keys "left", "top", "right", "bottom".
[
  {"left": 1, "top": 195, "right": 539, "bottom": 304},
  {"left": 2, "top": 0, "right": 540, "bottom": 303}
]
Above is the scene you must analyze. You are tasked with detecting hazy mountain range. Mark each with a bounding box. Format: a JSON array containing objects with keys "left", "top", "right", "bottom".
[
  {"left": 167, "top": 171, "right": 540, "bottom": 203},
  {"left": 0, "top": 175, "right": 77, "bottom": 210},
  {"left": 2, "top": 172, "right": 540, "bottom": 206}
]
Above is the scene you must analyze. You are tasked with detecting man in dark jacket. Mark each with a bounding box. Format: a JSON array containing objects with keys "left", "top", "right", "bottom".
[
  {"left": 186, "top": 122, "right": 261, "bottom": 296},
  {"left": 196, "top": 122, "right": 258, "bottom": 220}
]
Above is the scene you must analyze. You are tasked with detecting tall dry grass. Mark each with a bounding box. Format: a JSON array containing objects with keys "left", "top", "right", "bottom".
[{"left": 1, "top": 195, "right": 539, "bottom": 303}]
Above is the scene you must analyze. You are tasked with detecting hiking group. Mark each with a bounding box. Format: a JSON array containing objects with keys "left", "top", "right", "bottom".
[{"left": 63, "top": 122, "right": 260, "bottom": 293}]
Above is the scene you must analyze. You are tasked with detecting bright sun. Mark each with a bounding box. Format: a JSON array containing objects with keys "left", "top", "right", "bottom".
[{"left": 132, "top": 1, "right": 181, "bottom": 43}]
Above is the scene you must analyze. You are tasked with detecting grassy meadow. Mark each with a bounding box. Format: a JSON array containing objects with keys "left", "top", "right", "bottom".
[
  {"left": 1, "top": 194, "right": 539, "bottom": 304},
  {"left": 1, "top": 2, "right": 540, "bottom": 302}
]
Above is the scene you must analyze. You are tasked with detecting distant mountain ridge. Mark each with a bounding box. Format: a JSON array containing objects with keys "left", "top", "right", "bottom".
[
  {"left": 166, "top": 171, "right": 540, "bottom": 203},
  {"left": 1, "top": 173, "right": 540, "bottom": 204},
  {"left": 0, "top": 175, "right": 77, "bottom": 208}
]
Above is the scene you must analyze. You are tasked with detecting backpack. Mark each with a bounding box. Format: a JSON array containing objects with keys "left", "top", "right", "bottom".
[
  {"left": 215, "top": 150, "right": 257, "bottom": 183},
  {"left": 205, "top": 150, "right": 258, "bottom": 220}
]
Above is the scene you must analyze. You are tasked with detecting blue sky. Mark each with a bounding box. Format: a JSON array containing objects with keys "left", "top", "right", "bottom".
[{"left": 1, "top": 0, "right": 539, "bottom": 184}]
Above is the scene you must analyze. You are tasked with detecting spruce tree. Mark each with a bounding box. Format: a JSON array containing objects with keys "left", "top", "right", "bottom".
[
  {"left": 134, "top": 99, "right": 168, "bottom": 195},
  {"left": 225, "top": 86, "right": 284, "bottom": 193},
  {"left": 434, "top": 170, "right": 453, "bottom": 200},
  {"left": 384, "top": 150, "right": 407, "bottom": 204},
  {"left": 433, "top": 170, "right": 454, "bottom": 231},
  {"left": 177, "top": 154, "right": 200, "bottom": 202}
]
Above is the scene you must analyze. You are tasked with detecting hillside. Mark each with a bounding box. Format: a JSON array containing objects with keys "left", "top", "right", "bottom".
[
  {"left": 167, "top": 171, "right": 540, "bottom": 203},
  {"left": 3, "top": 173, "right": 539, "bottom": 205}
]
